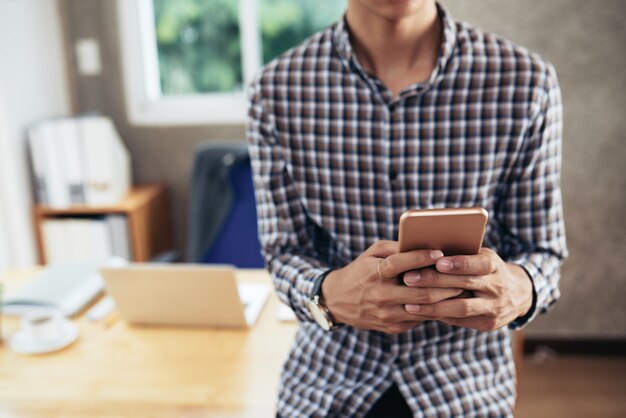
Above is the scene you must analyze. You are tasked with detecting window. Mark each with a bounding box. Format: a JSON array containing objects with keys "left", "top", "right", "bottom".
[{"left": 118, "top": 0, "right": 346, "bottom": 125}]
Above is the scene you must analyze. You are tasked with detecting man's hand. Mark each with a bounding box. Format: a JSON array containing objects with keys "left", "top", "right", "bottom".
[
  {"left": 321, "top": 240, "right": 464, "bottom": 334},
  {"left": 403, "top": 248, "right": 533, "bottom": 331}
]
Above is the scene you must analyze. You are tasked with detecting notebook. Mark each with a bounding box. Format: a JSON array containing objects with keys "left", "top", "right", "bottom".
[
  {"left": 99, "top": 264, "right": 270, "bottom": 328},
  {"left": 3, "top": 262, "right": 104, "bottom": 317}
]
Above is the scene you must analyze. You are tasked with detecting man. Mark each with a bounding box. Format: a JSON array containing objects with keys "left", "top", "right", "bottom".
[{"left": 247, "top": 0, "right": 567, "bottom": 416}]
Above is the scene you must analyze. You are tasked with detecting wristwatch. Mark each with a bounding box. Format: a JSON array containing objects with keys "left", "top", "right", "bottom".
[{"left": 306, "top": 270, "right": 341, "bottom": 331}]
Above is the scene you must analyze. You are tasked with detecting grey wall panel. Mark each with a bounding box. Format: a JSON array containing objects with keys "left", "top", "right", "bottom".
[{"left": 60, "top": 0, "right": 626, "bottom": 338}]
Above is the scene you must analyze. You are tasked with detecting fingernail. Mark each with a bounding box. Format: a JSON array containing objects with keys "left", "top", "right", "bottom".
[
  {"left": 438, "top": 259, "right": 453, "bottom": 271},
  {"left": 405, "top": 304, "right": 420, "bottom": 313},
  {"left": 430, "top": 250, "right": 444, "bottom": 260},
  {"left": 404, "top": 271, "right": 420, "bottom": 285}
]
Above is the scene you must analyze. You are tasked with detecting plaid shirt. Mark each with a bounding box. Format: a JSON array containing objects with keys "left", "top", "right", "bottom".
[{"left": 247, "top": 4, "right": 567, "bottom": 417}]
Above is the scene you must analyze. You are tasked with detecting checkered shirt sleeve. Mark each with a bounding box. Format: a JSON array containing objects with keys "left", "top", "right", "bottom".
[
  {"left": 505, "top": 64, "right": 567, "bottom": 328},
  {"left": 247, "top": 79, "right": 342, "bottom": 322}
]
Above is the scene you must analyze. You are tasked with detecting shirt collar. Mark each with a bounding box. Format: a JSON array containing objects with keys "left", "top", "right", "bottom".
[{"left": 332, "top": 2, "right": 457, "bottom": 91}]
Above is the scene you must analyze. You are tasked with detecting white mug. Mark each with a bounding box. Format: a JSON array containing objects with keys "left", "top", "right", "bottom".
[{"left": 20, "top": 310, "right": 65, "bottom": 345}]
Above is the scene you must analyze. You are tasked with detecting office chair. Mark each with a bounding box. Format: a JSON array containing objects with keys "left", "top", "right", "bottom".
[{"left": 187, "top": 143, "right": 265, "bottom": 268}]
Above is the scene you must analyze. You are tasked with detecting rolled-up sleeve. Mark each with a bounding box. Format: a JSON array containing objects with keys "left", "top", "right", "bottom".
[
  {"left": 246, "top": 77, "right": 337, "bottom": 323},
  {"left": 501, "top": 64, "right": 568, "bottom": 329}
]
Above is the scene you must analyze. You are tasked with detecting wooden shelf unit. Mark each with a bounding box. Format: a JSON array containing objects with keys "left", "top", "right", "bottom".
[{"left": 33, "top": 184, "right": 173, "bottom": 264}]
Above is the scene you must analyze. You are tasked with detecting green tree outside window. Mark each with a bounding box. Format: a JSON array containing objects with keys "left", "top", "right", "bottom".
[{"left": 153, "top": 0, "right": 346, "bottom": 95}]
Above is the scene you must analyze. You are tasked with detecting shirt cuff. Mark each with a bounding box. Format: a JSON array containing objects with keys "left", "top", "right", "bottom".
[{"left": 270, "top": 257, "right": 330, "bottom": 323}]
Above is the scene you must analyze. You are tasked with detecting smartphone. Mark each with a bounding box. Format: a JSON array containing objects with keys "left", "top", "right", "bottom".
[{"left": 398, "top": 207, "right": 488, "bottom": 255}]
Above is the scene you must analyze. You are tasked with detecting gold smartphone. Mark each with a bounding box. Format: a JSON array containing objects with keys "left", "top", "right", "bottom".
[{"left": 398, "top": 207, "right": 488, "bottom": 255}]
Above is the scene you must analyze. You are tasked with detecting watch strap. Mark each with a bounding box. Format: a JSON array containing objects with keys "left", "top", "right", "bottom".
[
  {"left": 309, "top": 269, "right": 342, "bottom": 330},
  {"left": 310, "top": 268, "right": 335, "bottom": 299}
]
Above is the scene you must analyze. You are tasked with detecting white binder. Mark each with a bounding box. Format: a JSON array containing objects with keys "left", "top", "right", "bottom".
[
  {"left": 57, "top": 118, "right": 86, "bottom": 205},
  {"left": 79, "top": 116, "right": 131, "bottom": 206}
]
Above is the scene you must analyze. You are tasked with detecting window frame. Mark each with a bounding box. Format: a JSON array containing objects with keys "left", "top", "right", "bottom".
[{"left": 117, "top": 0, "right": 261, "bottom": 126}]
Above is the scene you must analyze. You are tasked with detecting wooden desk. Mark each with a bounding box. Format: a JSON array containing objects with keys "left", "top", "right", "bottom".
[
  {"left": 0, "top": 269, "right": 524, "bottom": 418},
  {"left": 0, "top": 269, "right": 297, "bottom": 418}
]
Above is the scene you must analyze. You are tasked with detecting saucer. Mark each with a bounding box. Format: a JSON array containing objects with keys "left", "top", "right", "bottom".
[{"left": 9, "top": 320, "right": 79, "bottom": 355}]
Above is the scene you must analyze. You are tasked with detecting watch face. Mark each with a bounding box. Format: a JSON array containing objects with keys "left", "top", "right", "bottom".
[{"left": 307, "top": 299, "right": 332, "bottom": 331}]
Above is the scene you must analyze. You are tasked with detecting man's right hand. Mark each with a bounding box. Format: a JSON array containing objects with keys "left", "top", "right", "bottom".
[{"left": 321, "top": 240, "right": 464, "bottom": 334}]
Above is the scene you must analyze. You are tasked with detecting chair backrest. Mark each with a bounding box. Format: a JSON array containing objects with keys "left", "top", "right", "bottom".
[
  {"left": 199, "top": 160, "right": 265, "bottom": 267},
  {"left": 187, "top": 143, "right": 265, "bottom": 268}
]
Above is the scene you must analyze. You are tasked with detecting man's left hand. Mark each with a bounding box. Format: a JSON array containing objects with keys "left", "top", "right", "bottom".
[{"left": 403, "top": 248, "right": 533, "bottom": 331}]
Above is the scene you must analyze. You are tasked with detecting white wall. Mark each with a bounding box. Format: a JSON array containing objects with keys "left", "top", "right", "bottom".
[
  {"left": 0, "top": 0, "right": 71, "bottom": 272},
  {"left": 0, "top": 86, "right": 12, "bottom": 273}
]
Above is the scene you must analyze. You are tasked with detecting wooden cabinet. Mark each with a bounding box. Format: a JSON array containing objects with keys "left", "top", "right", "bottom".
[{"left": 33, "top": 184, "right": 173, "bottom": 264}]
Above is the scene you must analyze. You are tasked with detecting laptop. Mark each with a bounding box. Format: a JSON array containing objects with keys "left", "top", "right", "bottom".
[{"left": 99, "top": 264, "right": 270, "bottom": 328}]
